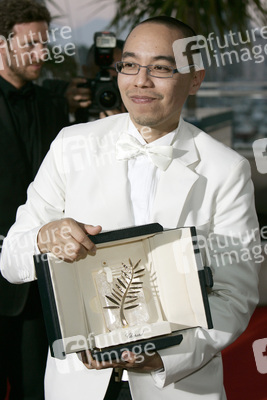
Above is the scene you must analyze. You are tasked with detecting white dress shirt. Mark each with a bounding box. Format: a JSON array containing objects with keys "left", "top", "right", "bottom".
[
  {"left": 127, "top": 120, "right": 178, "bottom": 226},
  {"left": 124, "top": 120, "right": 179, "bottom": 384}
]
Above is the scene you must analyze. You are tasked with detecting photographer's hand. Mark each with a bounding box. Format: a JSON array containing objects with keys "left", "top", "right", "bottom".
[
  {"left": 37, "top": 218, "right": 102, "bottom": 262},
  {"left": 65, "top": 77, "right": 92, "bottom": 114},
  {"left": 99, "top": 103, "right": 127, "bottom": 119},
  {"left": 99, "top": 109, "right": 121, "bottom": 119}
]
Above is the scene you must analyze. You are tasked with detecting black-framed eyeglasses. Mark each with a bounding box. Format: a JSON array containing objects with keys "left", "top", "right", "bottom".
[{"left": 115, "top": 61, "right": 179, "bottom": 78}]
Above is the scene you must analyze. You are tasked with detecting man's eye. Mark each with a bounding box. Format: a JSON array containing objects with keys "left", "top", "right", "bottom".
[
  {"left": 123, "top": 62, "right": 136, "bottom": 69},
  {"left": 22, "top": 42, "right": 35, "bottom": 50},
  {"left": 152, "top": 65, "right": 172, "bottom": 73}
]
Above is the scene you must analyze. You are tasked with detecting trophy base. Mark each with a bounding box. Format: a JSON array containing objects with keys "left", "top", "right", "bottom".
[
  {"left": 91, "top": 330, "right": 183, "bottom": 362},
  {"left": 95, "top": 321, "right": 172, "bottom": 348}
]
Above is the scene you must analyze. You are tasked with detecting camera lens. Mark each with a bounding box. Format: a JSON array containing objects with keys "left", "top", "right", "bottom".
[
  {"left": 99, "top": 90, "right": 117, "bottom": 108},
  {"left": 93, "top": 77, "right": 121, "bottom": 111}
]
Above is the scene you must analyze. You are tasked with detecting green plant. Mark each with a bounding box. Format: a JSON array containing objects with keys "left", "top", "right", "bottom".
[{"left": 109, "top": 0, "right": 267, "bottom": 37}]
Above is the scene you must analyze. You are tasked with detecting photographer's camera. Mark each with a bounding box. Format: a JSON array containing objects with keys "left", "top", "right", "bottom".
[{"left": 78, "top": 31, "right": 121, "bottom": 117}]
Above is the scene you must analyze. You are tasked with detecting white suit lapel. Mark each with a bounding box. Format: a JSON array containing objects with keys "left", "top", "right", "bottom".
[{"left": 151, "top": 118, "right": 200, "bottom": 228}]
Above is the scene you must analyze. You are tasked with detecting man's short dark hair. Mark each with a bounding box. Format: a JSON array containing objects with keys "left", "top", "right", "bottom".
[
  {"left": 0, "top": 0, "right": 51, "bottom": 38},
  {"left": 132, "top": 16, "right": 197, "bottom": 39}
]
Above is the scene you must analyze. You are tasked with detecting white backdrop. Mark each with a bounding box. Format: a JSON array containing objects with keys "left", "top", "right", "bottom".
[{"left": 45, "top": 0, "right": 119, "bottom": 46}]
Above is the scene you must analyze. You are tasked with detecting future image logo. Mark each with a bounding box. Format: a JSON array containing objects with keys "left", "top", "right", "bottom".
[
  {"left": 172, "top": 35, "right": 209, "bottom": 74},
  {"left": 173, "top": 26, "right": 267, "bottom": 73},
  {"left": 0, "top": 25, "right": 76, "bottom": 71}
]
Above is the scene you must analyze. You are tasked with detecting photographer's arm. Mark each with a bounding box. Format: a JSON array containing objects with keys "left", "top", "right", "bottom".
[
  {"left": 64, "top": 77, "right": 92, "bottom": 114},
  {"left": 42, "top": 77, "right": 92, "bottom": 114}
]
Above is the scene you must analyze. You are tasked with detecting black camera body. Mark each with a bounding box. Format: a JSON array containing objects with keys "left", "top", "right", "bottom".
[
  {"left": 80, "top": 32, "right": 121, "bottom": 114},
  {"left": 86, "top": 70, "right": 121, "bottom": 112}
]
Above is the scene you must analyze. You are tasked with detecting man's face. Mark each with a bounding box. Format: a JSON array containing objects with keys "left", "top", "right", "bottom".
[
  {"left": 0, "top": 21, "right": 48, "bottom": 88},
  {"left": 118, "top": 23, "right": 203, "bottom": 136}
]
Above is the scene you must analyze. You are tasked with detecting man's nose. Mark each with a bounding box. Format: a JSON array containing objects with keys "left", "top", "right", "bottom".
[
  {"left": 133, "top": 66, "right": 154, "bottom": 87},
  {"left": 31, "top": 43, "right": 46, "bottom": 62}
]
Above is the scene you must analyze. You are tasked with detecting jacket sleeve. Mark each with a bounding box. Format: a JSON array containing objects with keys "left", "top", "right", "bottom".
[
  {"left": 0, "top": 130, "right": 67, "bottom": 283},
  {"left": 157, "top": 158, "right": 261, "bottom": 387}
]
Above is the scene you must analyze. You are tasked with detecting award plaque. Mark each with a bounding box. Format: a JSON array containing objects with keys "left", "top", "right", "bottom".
[{"left": 34, "top": 223, "right": 213, "bottom": 361}]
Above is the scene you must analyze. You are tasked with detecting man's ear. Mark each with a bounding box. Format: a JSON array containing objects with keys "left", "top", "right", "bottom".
[{"left": 189, "top": 69, "right": 205, "bottom": 95}]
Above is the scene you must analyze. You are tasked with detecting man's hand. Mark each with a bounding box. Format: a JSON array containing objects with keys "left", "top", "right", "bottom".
[
  {"left": 37, "top": 218, "right": 102, "bottom": 262},
  {"left": 81, "top": 349, "right": 164, "bottom": 373},
  {"left": 65, "top": 77, "right": 92, "bottom": 114}
]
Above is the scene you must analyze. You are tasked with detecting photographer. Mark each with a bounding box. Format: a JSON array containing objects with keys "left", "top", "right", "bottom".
[
  {"left": 0, "top": 1, "right": 69, "bottom": 399},
  {"left": 75, "top": 34, "right": 125, "bottom": 122},
  {"left": 44, "top": 34, "right": 125, "bottom": 122}
]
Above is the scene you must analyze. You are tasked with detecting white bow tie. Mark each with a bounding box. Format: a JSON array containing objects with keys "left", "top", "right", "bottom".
[{"left": 116, "top": 133, "right": 173, "bottom": 171}]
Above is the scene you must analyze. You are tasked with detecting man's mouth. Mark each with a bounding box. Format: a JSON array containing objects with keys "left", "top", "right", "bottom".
[
  {"left": 130, "top": 95, "right": 157, "bottom": 104},
  {"left": 29, "top": 63, "right": 43, "bottom": 69}
]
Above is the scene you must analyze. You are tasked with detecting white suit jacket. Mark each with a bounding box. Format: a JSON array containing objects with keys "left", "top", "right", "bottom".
[{"left": 1, "top": 114, "right": 260, "bottom": 400}]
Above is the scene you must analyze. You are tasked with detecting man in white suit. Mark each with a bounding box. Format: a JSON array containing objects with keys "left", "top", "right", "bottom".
[{"left": 1, "top": 16, "right": 260, "bottom": 400}]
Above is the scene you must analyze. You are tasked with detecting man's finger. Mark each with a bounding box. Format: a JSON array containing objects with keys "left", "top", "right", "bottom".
[
  {"left": 121, "top": 351, "right": 136, "bottom": 364},
  {"left": 80, "top": 350, "right": 94, "bottom": 368},
  {"left": 73, "top": 223, "right": 102, "bottom": 253}
]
